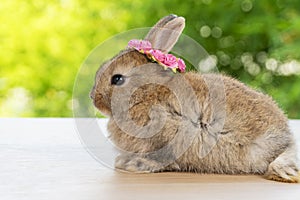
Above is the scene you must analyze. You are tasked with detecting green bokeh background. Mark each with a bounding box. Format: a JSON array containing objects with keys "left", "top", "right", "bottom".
[{"left": 1, "top": 0, "right": 300, "bottom": 118}]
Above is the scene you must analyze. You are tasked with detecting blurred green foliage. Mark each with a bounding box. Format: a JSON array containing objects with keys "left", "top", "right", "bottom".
[{"left": 1, "top": 0, "right": 300, "bottom": 118}]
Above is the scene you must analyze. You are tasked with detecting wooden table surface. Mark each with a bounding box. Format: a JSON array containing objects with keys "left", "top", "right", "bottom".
[{"left": 1, "top": 118, "right": 300, "bottom": 200}]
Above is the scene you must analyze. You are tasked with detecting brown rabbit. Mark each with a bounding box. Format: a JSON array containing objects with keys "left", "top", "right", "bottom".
[{"left": 90, "top": 14, "right": 299, "bottom": 183}]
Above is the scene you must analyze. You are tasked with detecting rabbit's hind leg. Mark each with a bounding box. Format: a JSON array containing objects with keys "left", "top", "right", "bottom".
[{"left": 265, "top": 143, "right": 299, "bottom": 183}]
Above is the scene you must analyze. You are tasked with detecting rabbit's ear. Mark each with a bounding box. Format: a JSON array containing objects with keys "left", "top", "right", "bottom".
[{"left": 144, "top": 14, "right": 185, "bottom": 53}]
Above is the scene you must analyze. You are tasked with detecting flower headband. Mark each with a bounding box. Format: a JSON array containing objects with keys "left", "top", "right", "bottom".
[{"left": 127, "top": 39, "right": 186, "bottom": 73}]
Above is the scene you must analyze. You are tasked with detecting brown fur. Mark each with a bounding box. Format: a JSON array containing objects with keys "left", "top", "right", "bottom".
[{"left": 91, "top": 15, "right": 299, "bottom": 183}]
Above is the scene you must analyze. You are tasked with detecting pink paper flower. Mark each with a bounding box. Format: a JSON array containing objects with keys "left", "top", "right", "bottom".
[
  {"left": 127, "top": 39, "right": 186, "bottom": 73},
  {"left": 140, "top": 40, "right": 152, "bottom": 51},
  {"left": 163, "top": 54, "right": 178, "bottom": 68},
  {"left": 150, "top": 49, "right": 165, "bottom": 63},
  {"left": 128, "top": 39, "right": 152, "bottom": 52},
  {"left": 177, "top": 58, "right": 186, "bottom": 72},
  {"left": 128, "top": 39, "right": 140, "bottom": 49}
]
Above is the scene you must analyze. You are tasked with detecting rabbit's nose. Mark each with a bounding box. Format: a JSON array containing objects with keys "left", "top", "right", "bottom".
[{"left": 90, "top": 88, "right": 95, "bottom": 100}]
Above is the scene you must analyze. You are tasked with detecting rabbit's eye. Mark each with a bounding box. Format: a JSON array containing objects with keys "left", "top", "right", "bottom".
[{"left": 111, "top": 74, "right": 125, "bottom": 85}]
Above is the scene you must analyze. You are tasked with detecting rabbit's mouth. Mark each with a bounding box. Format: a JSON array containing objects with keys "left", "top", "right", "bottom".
[{"left": 92, "top": 90, "right": 112, "bottom": 117}]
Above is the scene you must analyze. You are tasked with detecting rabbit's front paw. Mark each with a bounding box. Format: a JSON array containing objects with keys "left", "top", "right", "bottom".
[
  {"left": 115, "top": 155, "right": 163, "bottom": 173},
  {"left": 265, "top": 160, "right": 300, "bottom": 183}
]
